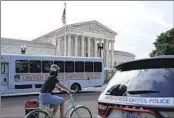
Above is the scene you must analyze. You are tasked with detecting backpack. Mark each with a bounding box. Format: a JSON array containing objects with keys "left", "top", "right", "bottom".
[{"left": 25, "top": 99, "right": 39, "bottom": 108}]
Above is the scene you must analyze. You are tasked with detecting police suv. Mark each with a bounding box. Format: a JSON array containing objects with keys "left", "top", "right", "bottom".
[{"left": 98, "top": 55, "right": 174, "bottom": 118}]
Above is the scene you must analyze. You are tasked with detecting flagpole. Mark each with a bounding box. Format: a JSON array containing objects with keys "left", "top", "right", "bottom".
[
  {"left": 0, "top": 38, "right": 1, "bottom": 113},
  {"left": 64, "top": 2, "right": 67, "bottom": 56}
]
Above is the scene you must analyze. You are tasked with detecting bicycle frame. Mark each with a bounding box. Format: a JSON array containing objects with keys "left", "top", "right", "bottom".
[
  {"left": 39, "top": 93, "right": 83, "bottom": 118},
  {"left": 64, "top": 93, "right": 82, "bottom": 118}
]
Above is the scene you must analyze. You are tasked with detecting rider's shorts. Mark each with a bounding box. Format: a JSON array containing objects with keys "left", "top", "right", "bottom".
[{"left": 39, "top": 93, "right": 64, "bottom": 105}]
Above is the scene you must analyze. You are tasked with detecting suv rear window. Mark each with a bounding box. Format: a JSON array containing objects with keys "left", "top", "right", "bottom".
[{"left": 104, "top": 58, "right": 174, "bottom": 97}]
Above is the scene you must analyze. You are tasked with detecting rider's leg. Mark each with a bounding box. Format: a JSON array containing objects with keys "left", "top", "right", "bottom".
[
  {"left": 50, "top": 95, "right": 64, "bottom": 117},
  {"left": 52, "top": 105, "right": 58, "bottom": 116},
  {"left": 60, "top": 100, "right": 65, "bottom": 118}
]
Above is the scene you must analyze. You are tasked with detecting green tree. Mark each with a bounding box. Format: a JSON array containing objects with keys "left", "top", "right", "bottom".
[{"left": 150, "top": 28, "right": 174, "bottom": 57}]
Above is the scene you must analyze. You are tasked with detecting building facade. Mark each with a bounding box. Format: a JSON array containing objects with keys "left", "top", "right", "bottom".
[
  {"left": 33, "top": 20, "right": 117, "bottom": 70},
  {"left": 1, "top": 20, "right": 135, "bottom": 79}
]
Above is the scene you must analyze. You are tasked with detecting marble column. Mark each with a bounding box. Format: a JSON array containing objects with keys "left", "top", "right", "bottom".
[
  {"left": 111, "top": 40, "right": 115, "bottom": 68},
  {"left": 87, "top": 37, "right": 91, "bottom": 57},
  {"left": 55, "top": 37, "right": 59, "bottom": 55},
  {"left": 63, "top": 35, "right": 66, "bottom": 56},
  {"left": 94, "top": 38, "right": 98, "bottom": 57},
  {"left": 67, "top": 35, "right": 71, "bottom": 56},
  {"left": 55, "top": 38, "right": 58, "bottom": 55},
  {"left": 74, "top": 35, "right": 78, "bottom": 56},
  {"left": 56, "top": 37, "right": 61, "bottom": 55},
  {"left": 81, "top": 36, "right": 85, "bottom": 57},
  {"left": 105, "top": 39, "right": 109, "bottom": 68}
]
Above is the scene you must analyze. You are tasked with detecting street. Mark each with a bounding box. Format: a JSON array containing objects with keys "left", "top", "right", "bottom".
[{"left": 0, "top": 87, "right": 105, "bottom": 118}]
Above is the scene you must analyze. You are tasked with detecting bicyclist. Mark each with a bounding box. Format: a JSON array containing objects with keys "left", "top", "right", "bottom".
[{"left": 39, "top": 64, "right": 74, "bottom": 118}]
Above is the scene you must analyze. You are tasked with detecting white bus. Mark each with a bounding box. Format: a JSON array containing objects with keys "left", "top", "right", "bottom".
[{"left": 0, "top": 53, "right": 104, "bottom": 95}]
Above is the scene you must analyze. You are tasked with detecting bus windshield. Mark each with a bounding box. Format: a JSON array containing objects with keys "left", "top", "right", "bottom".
[{"left": 103, "top": 68, "right": 174, "bottom": 97}]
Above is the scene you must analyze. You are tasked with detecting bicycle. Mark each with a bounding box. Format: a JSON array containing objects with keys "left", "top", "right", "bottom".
[{"left": 24, "top": 92, "right": 92, "bottom": 118}]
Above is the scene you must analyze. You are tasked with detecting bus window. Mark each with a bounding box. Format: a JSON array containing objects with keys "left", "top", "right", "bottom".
[
  {"left": 16, "top": 60, "right": 28, "bottom": 73},
  {"left": 65, "top": 61, "right": 74, "bottom": 73},
  {"left": 94, "top": 62, "right": 102, "bottom": 72},
  {"left": 1, "top": 63, "right": 5, "bottom": 74},
  {"left": 54, "top": 61, "right": 64, "bottom": 72},
  {"left": 75, "top": 61, "right": 84, "bottom": 72},
  {"left": 29, "top": 60, "right": 41, "bottom": 73},
  {"left": 85, "top": 62, "right": 93, "bottom": 72},
  {"left": 42, "top": 61, "right": 53, "bottom": 73}
]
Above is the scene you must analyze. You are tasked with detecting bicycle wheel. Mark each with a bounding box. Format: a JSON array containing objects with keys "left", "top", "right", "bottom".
[
  {"left": 25, "top": 109, "right": 52, "bottom": 118},
  {"left": 69, "top": 105, "right": 92, "bottom": 118}
]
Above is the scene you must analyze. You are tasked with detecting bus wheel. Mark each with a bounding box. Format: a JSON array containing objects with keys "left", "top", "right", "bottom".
[{"left": 71, "top": 83, "right": 81, "bottom": 93}]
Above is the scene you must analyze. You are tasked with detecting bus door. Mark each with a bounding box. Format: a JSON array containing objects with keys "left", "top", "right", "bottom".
[{"left": 1, "top": 62, "right": 9, "bottom": 94}]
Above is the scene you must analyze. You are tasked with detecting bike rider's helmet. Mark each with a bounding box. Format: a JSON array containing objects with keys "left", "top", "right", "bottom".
[{"left": 49, "top": 64, "right": 60, "bottom": 76}]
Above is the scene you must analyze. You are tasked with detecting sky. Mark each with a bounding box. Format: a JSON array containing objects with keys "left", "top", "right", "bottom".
[{"left": 1, "top": 1, "right": 174, "bottom": 59}]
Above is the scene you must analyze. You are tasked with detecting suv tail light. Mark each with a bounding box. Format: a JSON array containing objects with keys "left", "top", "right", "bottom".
[
  {"left": 98, "top": 104, "right": 108, "bottom": 110},
  {"left": 98, "top": 103, "right": 108, "bottom": 117}
]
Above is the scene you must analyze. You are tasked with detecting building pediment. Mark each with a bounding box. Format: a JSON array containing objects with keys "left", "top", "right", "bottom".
[
  {"left": 68, "top": 20, "right": 117, "bottom": 36},
  {"left": 33, "top": 20, "right": 117, "bottom": 41}
]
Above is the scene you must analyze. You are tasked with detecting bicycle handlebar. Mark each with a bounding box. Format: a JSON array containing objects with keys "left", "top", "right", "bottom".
[
  {"left": 69, "top": 92, "right": 73, "bottom": 98},
  {"left": 69, "top": 92, "right": 77, "bottom": 101}
]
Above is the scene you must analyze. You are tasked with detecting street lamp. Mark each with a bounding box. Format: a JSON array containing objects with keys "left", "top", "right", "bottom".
[
  {"left": 21, "top": 45, "right": 26, "bottom": 54},
  {"left": 98, "top": 43, "right": 104, "bottom": 57}
]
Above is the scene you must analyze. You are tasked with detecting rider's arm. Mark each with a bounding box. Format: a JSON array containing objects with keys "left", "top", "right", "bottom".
[
  {"left": 56, "top": 82, "right": 72, "bottom": 92},
  {"left": 55, "top": 85, "right": 62, "bottom": 91}
]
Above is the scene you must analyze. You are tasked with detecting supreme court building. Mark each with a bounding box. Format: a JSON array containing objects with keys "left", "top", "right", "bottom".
[{"left": 1, "top": 20, "right": 135, "bottom": 79}]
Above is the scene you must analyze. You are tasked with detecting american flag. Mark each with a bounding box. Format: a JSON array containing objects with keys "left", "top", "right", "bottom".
[{"left": 62, "top": 7, "right": 66, "bottom": 24}]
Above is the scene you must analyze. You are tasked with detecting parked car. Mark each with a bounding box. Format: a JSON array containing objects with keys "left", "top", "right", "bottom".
[{"left": 98, "top": 55, "right": 174, "bottom": 118}]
